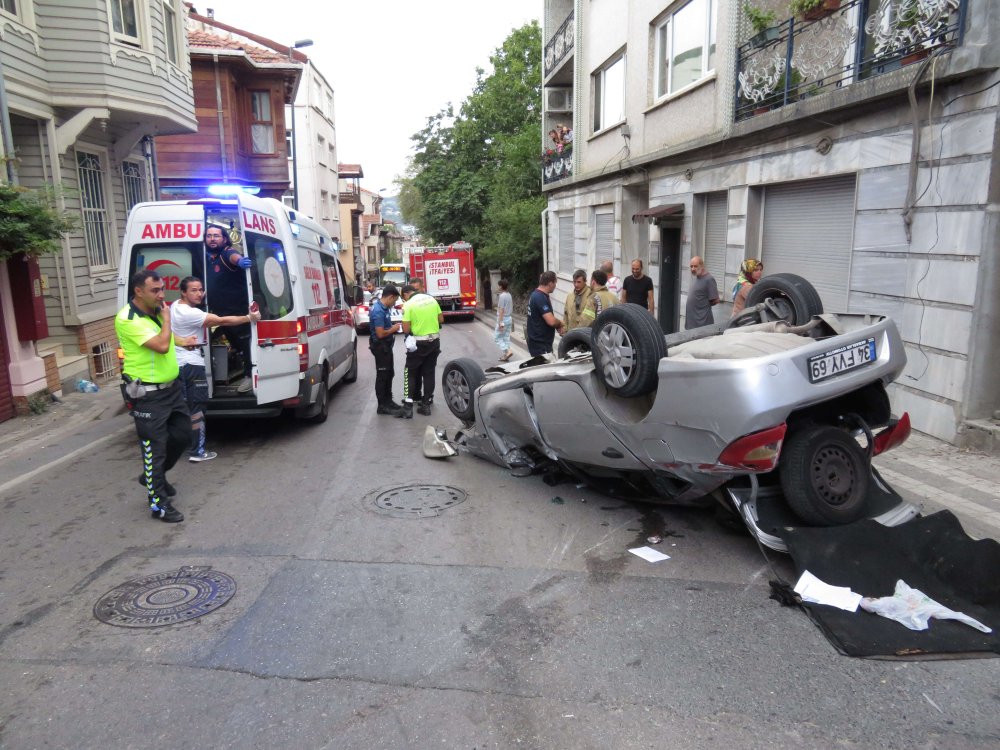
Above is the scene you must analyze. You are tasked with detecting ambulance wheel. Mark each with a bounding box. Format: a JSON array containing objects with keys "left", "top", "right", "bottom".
[
  {"left": 442, "top": 358, "right": 484, "bottom": 423},
  {"left": 344, "top": 341, "right": 359, "bottom": 383},
  {"left": 306, "top": 372, "right": 330, "bottom": 424}
]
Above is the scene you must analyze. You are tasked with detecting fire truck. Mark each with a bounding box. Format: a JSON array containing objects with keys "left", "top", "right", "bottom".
[{"left": 408, "top": 242, "right": 476, "bottom": 319}]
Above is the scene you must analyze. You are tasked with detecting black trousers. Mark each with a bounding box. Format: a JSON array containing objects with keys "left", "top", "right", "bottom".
[
  {"left": 123, "top": 381, "right": 190, "bottom": 509},
  {"left": 369, "top": 338, "right": 396, "bottom": 406},
  {"left": 403, "top": 338, "right": 441, "bottom": 403}
]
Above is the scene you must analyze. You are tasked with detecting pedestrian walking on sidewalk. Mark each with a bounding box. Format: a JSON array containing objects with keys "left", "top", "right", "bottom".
[
  {"left": 369, "top": 285, "right": 403, "bottom": 416},
  {"left": 397, "top": 284, "right": 443, "bottom": 418},
  {"left": 171, "top": 276, "right": 261, "bottom": 461},
  {"left": 494, "top": 278, "right": 513, "bottom": 361},
  {"left": 115, "top": 269, "right": 197, "bottom": 523}
]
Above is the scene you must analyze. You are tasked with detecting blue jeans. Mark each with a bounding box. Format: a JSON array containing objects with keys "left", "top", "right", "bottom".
[
  {"left": 494, "top": 315, "right": 512, "bottom": 354},
  {"left": 178, "top": 363, "right": 209, "bottom": 456}
]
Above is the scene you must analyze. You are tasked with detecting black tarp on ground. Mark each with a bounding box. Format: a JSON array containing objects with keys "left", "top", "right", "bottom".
[{"left": 776, "top": 511, "right": 1000, "bottom": 658}]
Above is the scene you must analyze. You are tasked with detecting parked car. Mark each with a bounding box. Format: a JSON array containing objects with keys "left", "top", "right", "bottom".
[
  {"left": 440, "top": 274, "right": 918, "bottom": 551},
  {"left": 351, "top": 288, "right": 405, "bottom": 334}
]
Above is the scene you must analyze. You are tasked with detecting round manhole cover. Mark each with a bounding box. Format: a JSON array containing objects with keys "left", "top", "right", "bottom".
[
  {"left": 369, "top": 485, "right": 467, "bottom": 518},
  {"left": 94, "top": 566, "right": 236, "bottom": 628}
]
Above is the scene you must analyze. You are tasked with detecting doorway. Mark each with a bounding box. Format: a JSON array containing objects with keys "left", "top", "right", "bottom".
[{"left": 658, "top": 224, "right": 682, "bottom": 333}]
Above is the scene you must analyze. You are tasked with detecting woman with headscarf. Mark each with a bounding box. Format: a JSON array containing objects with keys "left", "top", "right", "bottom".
[{"left": 731, "top": 259, "right": 763, "bottom": 317}]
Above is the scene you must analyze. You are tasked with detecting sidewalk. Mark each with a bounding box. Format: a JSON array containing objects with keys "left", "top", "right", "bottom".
[{"left": 474, "top": 307, "right": 1000, "bottom": 540}]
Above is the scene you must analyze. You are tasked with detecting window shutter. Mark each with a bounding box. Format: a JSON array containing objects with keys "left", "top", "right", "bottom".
[
  {"left": 558, "top": 215, "right": 574, "bottom": 274},
  {"left": 595, "top": 212, "right": 614, "bottom": 266}
]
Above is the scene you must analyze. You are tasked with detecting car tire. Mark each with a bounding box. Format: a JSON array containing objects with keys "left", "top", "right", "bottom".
[
  {"left": 557, "top": 327, "right": 593, "bottom": 358},
  {"left": 780, "top": 424, "right": 870, "bottom": 525},
  {"left": 343, "top": 341, "right": 358, "bottom": 383},
  {"left": 442, "top": 358, "right": 485, "bottom": 423},
  {"left": 743, "top": 273, "right": 823, "bottom": 326},
  {"left": 306, "top": 372, "right": 330, "bottom": 425},
  {"left": 591, "top": 305, "right": 667, "bottom": 398}
]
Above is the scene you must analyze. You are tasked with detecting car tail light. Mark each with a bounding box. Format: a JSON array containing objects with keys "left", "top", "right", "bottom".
[
  {"left": 872, "top": 412, "right": 910, "bottom": 456},
  {"left": 297, "top": 318, "right": 308, "bottom": 371},
  {"left": 714, "top": 423, "right": 787, "bottom": 472}
]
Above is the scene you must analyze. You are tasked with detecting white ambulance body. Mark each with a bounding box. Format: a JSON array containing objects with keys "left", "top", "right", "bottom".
[{"left": 116, "top": 193, "right": 359, "bottom": 421}]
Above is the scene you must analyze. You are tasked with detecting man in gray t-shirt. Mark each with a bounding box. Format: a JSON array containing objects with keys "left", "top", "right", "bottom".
[{"left": 685, "top": 255, "right": 720, "bottom": 329}]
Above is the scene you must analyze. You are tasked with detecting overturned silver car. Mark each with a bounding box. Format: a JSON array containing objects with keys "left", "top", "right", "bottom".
[{"left": 440, "top": 274, "right": 918, "bottom": 551}]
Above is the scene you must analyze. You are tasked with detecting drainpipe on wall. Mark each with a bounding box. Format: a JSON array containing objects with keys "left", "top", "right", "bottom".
[
  {"left": 212, "top": 54, "right": 228, "bottom": 183},
  {"left": 540, "top": 206, "right": 549, "bottom": 270}
]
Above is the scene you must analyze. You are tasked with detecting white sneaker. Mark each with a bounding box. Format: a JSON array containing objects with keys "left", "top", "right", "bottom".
[
  {"left": 189, "top": 450, "right": 218, "bottom": 463},
  {"left": 236, "top": 377, "right": 253, "bottom": 393}
]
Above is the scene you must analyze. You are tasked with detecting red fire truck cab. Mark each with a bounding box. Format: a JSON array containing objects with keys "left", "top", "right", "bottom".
[{"left": 408, "top": 242, "right": 477, "bottom": 320}]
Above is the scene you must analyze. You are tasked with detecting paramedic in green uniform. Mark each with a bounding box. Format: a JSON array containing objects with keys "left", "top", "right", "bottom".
[
  {"left": 115, "top": 269, "right": 197, "bottom": 523},
  {"left": 397, "top": 284, "right": 443, "bottom": 419}
]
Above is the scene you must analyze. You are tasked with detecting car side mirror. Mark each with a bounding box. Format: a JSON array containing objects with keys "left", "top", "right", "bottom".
[{"left": 347, "top": 284, "right": 363, "bottom": 306}]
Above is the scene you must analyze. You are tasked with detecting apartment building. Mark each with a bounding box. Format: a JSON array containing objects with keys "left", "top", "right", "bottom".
[
  {"left": 542, "top": 0, "right": 1000, "bottom": 446},
  {"left": 0, "top": 0, "right": 196, "bottom": 419}
]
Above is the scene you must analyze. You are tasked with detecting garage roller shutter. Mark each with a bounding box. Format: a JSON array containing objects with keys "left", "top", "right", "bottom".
[
  {"left": 761, "top": 175, "right": 855, "bottom": 313},
  {"left": 558, "top": 215, "right": 574, "bottom": 275},
  {"left": 704, "top": 192, "right": 727, "bottom": 294},
  {"left": 595, "top": 212, "right": 614, "bottom": 267}
]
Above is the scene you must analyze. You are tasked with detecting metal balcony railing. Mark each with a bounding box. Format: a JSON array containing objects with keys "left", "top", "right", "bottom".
[
  {"left": 735, "top": 0, "right": 967, "bottom": 121},
  {"left": 544, "top": 10, "right": 574, "bottom": 77}
]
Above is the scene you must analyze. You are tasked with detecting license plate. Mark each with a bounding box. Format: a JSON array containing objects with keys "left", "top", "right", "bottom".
[{"left": 808, "top": 338, "right": 876, "bottom": 383}]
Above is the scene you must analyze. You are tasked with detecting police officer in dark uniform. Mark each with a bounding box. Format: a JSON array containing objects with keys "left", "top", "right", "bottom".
[{"left": 369, "top": 285, "right": 403, "bottom": 416}]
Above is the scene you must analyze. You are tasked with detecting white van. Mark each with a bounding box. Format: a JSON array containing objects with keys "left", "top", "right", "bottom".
[{"left": 116, "top": 193, "right": 360, "bottom": 422}]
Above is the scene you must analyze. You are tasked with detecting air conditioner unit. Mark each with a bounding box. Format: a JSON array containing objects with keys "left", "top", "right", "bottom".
[{"left": 545, "top": 87, "right": 573, "bottom": 113}]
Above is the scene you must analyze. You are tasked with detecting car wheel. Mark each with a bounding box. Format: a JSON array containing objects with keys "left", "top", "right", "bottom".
[
  {"left": 743, "top": 273, "right": 823, "bottom": 326},
  {"left": 306, "top": 372, "right": 330, "bottom": 424},
  {"left": 442, "top": 358, "right": 485, "bottom": 423},
  {"left": 343, "top": 341, "right": 358, "bottom": 383},
  {"left": 591, "top": 305, "right": 667, "bottom": 398},
  {"left": 557, "top": 327, "right": 593, "bottom": 358},
  {"left": 780, "top": 424, "right": 870, "bottom": 525}
]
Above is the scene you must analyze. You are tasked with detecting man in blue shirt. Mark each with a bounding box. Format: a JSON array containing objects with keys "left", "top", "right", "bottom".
[
  {"left": 526, "top": 270, "right": 564, "bottom": 357},
  {"left": 369, "top": 285, "right": 403, "bottom": 415}
]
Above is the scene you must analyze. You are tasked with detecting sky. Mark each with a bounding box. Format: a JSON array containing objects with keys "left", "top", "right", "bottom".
[{"left": 192, "top": 0, "right": 542, "bottom": 195}]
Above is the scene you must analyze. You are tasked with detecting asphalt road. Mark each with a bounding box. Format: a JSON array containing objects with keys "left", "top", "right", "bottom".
[{"left": 1, "top": 319, "right": 998, "bottom": 749}]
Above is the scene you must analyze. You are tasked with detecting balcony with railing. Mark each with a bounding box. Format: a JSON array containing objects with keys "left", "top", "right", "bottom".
[
  {"left": 542, "top": 143, "right": 573, "bottom": 185},
  {"left": 735, "top": 0, "right": 967, "bottom": 121},
  {"left": 544, "top": 9, "right": 574, "bottom": 83}
]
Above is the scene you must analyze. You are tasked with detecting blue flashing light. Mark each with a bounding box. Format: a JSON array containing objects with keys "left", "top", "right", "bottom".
[
  {"left": 207, "top": 184, "right": 261, "bottom": 197},
  {"left": 276, "top": 251, "right": 286, "bottom": 263}
]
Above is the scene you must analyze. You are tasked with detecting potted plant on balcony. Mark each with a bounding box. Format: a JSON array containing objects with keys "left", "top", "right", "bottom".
[
  {"left": 745, "top": 3, "right": 780, "bottom": 48},
  {"left": 789, "top": 0, "right": 841, "bottom": 23}
]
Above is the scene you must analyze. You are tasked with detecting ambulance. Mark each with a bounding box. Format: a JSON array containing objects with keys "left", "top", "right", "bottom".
[{"left": 116, "top": 193, "right": 360, "bottom": 422}]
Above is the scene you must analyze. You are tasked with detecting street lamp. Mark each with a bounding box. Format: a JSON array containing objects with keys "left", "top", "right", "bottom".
[{"left": 289, "top": 39, "right": 313, "bottom": 211}]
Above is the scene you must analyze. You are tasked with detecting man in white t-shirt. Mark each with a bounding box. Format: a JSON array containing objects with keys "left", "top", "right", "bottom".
[
  {"left": 600, "top": 260, "right": 622, "bottom": 298},
  {"left": 171, "top": 276, "right": 261, "bottom": 462}
]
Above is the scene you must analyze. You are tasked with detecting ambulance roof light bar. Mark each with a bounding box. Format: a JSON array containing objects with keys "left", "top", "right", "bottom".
[{"left": 207, "top": 184, "right": 261, "bottom": 197}]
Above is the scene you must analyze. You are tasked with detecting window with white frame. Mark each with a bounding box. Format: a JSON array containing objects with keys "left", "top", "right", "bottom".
[
  {"left": 0, "top": 0, "right": 18, "bottom": 19},
  {"left": 654, "top": 0, "right": 717, "bottom": 99},
  {"left": 121, "top": 160, "right": 147, "bottom": 213},
  {"left": 285, "top": 129, "right": 293, "bottom": 159},
  {"left": 593, "top": 53, "right": 626, "bottom": 133},
  {"left": 162, "top": 0, "right": 179, "bottom": 64},
  {"left": 317, "top": 134, "right": 327, "bottom": 165},
  {"left": 77, "top": 150, "right": 113, "bottom": 269},
  {"left": 321, "top": 190, "right": 330, "bottom": 219},
  {"left": 109, "top": 0, "right": 143, "bottom": 46},
  {"left": 250, "top": 91, "right": 275, "bottom": 154}
]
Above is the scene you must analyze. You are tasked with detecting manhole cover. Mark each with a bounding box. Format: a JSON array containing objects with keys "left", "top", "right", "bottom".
[
  {"left": 369, "top": 485, "right": 467, "bottom": 518},
  {"left": 93, "top": 566, "right": 236, "bottom": 628}
]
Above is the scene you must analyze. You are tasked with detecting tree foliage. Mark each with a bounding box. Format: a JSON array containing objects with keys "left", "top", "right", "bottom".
[
  {"left": 403, "top": 22, "right": 543, "bottom": 290},
  {"left": 0, "top": 183, "right": 76, "bottom": 261}
]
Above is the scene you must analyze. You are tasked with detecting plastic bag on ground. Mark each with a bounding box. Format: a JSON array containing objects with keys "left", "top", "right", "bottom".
[{"left": 860, "top": 579, "right": 992, "bottom": 633}]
